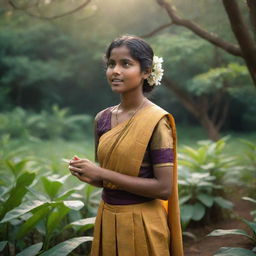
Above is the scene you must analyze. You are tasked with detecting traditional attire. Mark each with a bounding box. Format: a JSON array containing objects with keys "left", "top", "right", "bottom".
[{"left": 91, "top": 104, "right": 183, "bottom": 256}]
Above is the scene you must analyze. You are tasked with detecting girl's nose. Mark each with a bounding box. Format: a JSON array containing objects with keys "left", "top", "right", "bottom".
[{"left": 113, "top": 64, "right": 121, "bottom": 74}]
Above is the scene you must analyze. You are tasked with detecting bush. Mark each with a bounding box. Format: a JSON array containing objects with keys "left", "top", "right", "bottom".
[
  {"left": 178, "top": 137, "right": 235, "bottom": 227},
  {"left": 0, "top": 139, "right": 100, "bottom": 255},
  {"left": 0, "top": 106, "right": 93, "bottom": 140}
]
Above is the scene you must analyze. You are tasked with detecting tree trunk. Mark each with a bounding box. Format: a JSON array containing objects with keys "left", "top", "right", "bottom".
[
  {"left": 163, "top": 78, "right": 222, "bottom": 141},
  {"left": 222, "top": 0, "right": 256, "bottom": 87},
  {"left": 198, "top": 112, "right": 220, "bottom": 141}
]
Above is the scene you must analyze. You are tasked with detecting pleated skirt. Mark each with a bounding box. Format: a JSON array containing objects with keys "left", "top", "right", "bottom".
[{"left": 90, "top": 199, "right": 170, "bottom": 256}]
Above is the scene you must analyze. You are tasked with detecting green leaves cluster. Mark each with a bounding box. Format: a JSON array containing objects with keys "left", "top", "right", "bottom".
[
  {"left": 178, "top": 138, "right": 235, "bottom": 227},
  {"left": 0, "top": 147, "right": 100, "bottom": 255},
  {"left": 0, "top": 105, "right": 93, "bottom": 140}
]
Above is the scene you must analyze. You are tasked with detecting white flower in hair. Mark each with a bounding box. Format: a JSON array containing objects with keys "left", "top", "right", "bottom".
[{"left": 147, "top": 55, "right": 164, "bottom": 86}]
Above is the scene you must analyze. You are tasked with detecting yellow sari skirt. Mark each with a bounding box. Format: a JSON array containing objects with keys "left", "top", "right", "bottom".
[{"left": 91, "top": 200, "right": 170, "bottom": 256}]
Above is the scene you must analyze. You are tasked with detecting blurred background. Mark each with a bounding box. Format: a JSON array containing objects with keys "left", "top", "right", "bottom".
[{"left": 0, "top": 0, "right": 255, "bottom": 255}]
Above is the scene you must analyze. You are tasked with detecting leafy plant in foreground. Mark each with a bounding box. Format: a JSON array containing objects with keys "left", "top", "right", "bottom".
[
  {"left": 0, "top": 156, "right": 96, "bottom": 256},
  {"left": 208, "top": 197, "right": 256, "bottom": 256}
]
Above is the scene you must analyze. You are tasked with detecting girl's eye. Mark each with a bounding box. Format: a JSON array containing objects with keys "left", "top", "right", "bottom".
[
  {"left": 123, "top": 61, "right": 131, "bottom": 67},
  {"left": 107, "top": 62, "right": 115, "bottom": 68}
]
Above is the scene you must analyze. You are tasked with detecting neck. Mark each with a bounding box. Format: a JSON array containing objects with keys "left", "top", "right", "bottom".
[{"left": 119, "top": 91, "right": 146, "bottom": 111}]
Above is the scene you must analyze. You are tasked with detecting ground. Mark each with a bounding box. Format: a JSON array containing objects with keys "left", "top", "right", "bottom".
[{"left": 184, "top": 187, "right": 254, "bottom": 256}]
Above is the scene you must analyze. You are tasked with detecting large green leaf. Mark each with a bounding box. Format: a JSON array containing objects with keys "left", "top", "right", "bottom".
[
  {"left": 64, "top": 217, "right": 96, "bottom": 232},
  {"left": 197, "top": 193, "right": 214, "bottom": 208},
  {"left": 41, "top": 174, "right": 69, "bottom": 200},
  {"left": 0, "top": 241, "right": 8, "bottom": 252},
  {"left": 1, "top": 200, "right": 47, "bottom": 223},
  {"left": 5, "top": 159, "right": 28, "bottom": 177},
  {"left": 39, "top": 236, "right": 93, "bottom": 256},
  {"left": 192, "top": 203, "right": 205, "bottom": 221},
  {"left": 214, "top": 197, "right": 233, "bottom": 209},
  {"left": 0, "top": 172, "right": 35, "bottom": 219},
  {"left": 66, "top": 217, "right": 96, "bottom": 228},
  {"left": 180, "top": 204, "right": 193, "bottom": 222},
  {"left": 55, "top": 184, "right": 85, "bottom": 201},
  {"left": 17, "top": 242, "right": 43, "bottom": 256},
  {"left": 208, "top": 229, "right": 251, "bottom": 239},
  {"left": 179, "top": 195, "right": 192, "bottom": 205},
  {"left": 243, "top": 219, "right": 256, "bottom": 236},
  {"left": 16, "top": 206, "right": 51, "bottom": 239},
  {"left": 214, "top": 247, "right": 256, "bottom": 256},
  {"left": 63, "top": 200, "right": 84, "bottom": 211},
  {"left": 46, "top": 204, "right": 70, "bottom": 236},
  {"left": 242, "top": 197, "right": 256, "bottom": 204}
]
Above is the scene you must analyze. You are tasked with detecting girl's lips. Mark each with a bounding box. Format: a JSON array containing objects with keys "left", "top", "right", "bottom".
[{"left": 111, "top": 79, "right": 124, "bottom": 85}]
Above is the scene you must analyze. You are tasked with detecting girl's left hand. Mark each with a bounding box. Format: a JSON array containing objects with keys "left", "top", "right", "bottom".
[{"left": 69, "top": 158, "right": 103, "bottom": 187}]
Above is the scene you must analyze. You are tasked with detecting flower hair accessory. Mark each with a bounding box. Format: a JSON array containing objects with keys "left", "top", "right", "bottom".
[{"left": 147, "top": 55, "right": 164, "bottom": 86}]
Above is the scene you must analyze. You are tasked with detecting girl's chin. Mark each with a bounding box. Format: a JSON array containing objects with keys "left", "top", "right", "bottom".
[{"left": 111, "top": 85, "right": 124, "bottom": 92}]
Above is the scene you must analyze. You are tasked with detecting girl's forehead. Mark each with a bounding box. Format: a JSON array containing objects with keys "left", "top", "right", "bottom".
[{"left": 109, "top": 46, "right": 134, "bottom": 60}]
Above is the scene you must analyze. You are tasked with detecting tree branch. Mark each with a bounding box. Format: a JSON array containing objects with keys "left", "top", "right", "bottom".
[
  {"left": 156, "top": 0, "right": 242, "bottom": 57},
  {"left": 222, "top": 0, "right": 256, "bottom": 86},
  {"left": 141, "top": 22, "right": 173, "bottom": 38},
  {"left": 8, "top": 0, "right": 92, "bottom": 20},
  {"left": 247, "top": 0, "right": 256, "bottom": 37},
  {"left": 216, "top": 97, "right": 229, "bottom": 130},
  {"left": 163, "top": 77, "right": 199, "bottom": 118}
]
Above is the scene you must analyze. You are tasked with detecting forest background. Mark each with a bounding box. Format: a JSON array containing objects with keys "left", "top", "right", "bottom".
[{"left": 1, "top": 0, "right": 256, "bottom": 140}]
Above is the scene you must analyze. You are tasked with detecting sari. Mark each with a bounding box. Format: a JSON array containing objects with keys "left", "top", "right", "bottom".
[{"left": 91, "top": 104, "right": 183, "bottom": 256}]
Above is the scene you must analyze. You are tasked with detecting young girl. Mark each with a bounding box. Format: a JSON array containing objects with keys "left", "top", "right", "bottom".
[{"left": 69, "top": 35, "right": 183, "bottom": 256}]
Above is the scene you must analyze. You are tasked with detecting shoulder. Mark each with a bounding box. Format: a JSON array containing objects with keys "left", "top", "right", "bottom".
[
  {"left": 150, "top": 116, "right": 174, "bottom": 150},
  {"left": 156, "top": 116, "right": 172, "bottom": 130},
  {"left": 146, "top": 101, "right": 170, "bottom": 117},
  {"left": 94, "top": 106, "right": 115, "bottom": 122}
]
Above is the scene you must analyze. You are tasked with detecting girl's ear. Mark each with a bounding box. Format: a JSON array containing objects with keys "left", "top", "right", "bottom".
[{"left": 143, "top": 68, "right": 152, "bottom": 79}]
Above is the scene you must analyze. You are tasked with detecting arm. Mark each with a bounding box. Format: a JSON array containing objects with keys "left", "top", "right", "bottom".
[
  {"left": 69, "top": 160, "right": 172, "bottom": 200},
  {"left": 100, "top": 165, "right": 173, "bottom": 200}
]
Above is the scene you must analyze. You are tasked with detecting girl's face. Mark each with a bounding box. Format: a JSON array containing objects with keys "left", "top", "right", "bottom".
[{"left": 106, "top": 46, "right": 149, "bottom": 94}]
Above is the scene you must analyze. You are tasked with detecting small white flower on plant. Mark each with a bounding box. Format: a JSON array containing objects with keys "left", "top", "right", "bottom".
[{"left": 147, "top": 55, "right": 164, "bottom": 86}]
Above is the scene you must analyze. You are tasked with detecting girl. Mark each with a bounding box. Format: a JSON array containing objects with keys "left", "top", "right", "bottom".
[{"left": 69, "top": 35, "right": 183, "bottom": 256}]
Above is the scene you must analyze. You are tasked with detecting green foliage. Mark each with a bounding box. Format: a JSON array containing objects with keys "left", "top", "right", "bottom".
[
  {"left": 39, "top": 236, "right": 93, "bottom": 256},
  {"left": 208, "top": 197, "right": 256, "bottom": 256},
  {"left": 179, "top": 137, "right": 236, "bottom": 183},
  {"left": 179, "top": 138, "right": 235, "bottom": 227},
  {"left": 0, "top": 106, "right": 93, "bottom": 140},
  {"left": 0, "top": 140, "right": 100, "bottom": 255},
  {"left": 190, "top": 63, "right": 249, "bottom": 96},
  {"left": 232, "top": 140, "right": 256, "bottom": 193}
]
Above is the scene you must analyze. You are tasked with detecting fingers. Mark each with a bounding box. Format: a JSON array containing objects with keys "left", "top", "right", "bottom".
[
  {"left": 70, "top": 159, "right": 90, "bottom": 164},
  {"left": 69, "top": 165, "right": 82, "bottom": 173},
  {"left": 71, "top": 170, "right": 92, "bottom": 183},
  {"left": 70, "top": 163, "right": 85, "bottom": 168}
]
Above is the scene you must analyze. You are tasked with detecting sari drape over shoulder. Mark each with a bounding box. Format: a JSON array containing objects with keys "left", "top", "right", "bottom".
[{"left": 91, "top": 105, "right": 184, "bottom": 256}]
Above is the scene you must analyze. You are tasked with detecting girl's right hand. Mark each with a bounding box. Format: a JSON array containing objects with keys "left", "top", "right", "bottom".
[{"left": 70, "top": 155, "right": 103, "bottom": 188}]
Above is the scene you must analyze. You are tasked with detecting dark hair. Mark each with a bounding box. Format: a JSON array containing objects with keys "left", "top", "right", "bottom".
[{"left": 105, "top": 35, "right": 156, "bottom": 93}]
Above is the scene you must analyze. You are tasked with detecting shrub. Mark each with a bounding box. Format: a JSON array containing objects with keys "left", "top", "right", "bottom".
[{"left": 178, "top": 137, "right": 235, "bottom": 227}]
